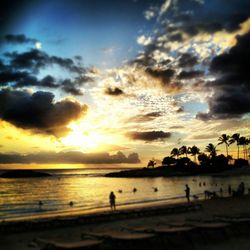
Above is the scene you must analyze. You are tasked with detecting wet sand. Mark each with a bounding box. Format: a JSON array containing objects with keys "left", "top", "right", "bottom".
[{"left": 1, "top": 195, "right": 250, "bottom": 250}]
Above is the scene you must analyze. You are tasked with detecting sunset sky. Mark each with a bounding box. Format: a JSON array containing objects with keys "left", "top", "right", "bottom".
[{"left": 0, "top": 0, "right": 249, "bottom": 167}]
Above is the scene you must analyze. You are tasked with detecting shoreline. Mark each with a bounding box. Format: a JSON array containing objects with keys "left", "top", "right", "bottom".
[
  {"left": 1, "top": 195, "right": 250, "bottom": 250},
  {"left": 0, "top": 201, "right": 202, "bottom": 234},
  {"left": 1, "top": 194, "right": 250, "bottom": 230},
  {"left": 1, "top": 196, "right": 191, "bottom": 224},
  {"left": 105, "top": 165, "right": 250, "bottom": 178}
]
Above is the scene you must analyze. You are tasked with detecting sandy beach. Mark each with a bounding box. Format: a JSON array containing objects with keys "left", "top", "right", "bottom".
[{"left": 1, "top": 194, "right": 250, "bottom": 250}]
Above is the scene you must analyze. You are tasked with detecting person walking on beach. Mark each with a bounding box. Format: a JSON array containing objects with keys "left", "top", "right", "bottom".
[
  {"left": 185, "top": 184, "right": 190, "bottom": 202},
  {"left": 109, "top": 191, "right": 116, "bottom": 211}
]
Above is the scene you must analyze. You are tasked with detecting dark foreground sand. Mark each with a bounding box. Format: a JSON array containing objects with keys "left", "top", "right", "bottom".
[{"left": 1, "top": 195, "right": 250, "bottom": 250}]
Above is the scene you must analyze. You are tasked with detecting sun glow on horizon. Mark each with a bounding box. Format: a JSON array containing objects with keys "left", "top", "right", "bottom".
[
  {"left": 61, "top": 130, "right": 103, "bottom": 152},
  {"left": 60, "top": 121, "right": 122, "bottom": 152}
]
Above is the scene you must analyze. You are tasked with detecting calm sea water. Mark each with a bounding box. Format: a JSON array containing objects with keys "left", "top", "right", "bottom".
[{"left": 0, "top": 168, "right": 250, "bottom": 220}]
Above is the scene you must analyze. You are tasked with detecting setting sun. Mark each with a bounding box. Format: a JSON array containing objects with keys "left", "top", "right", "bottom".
[{"left": 61, "top": 129, "right": 104, "bottom": 151}]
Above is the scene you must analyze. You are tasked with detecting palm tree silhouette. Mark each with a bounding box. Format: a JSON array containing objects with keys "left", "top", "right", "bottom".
[
  {"left": 247, "top": 138, "right": 250, "bottom": 161},
  {"left": 239, "top": 136, "right": 249, "bottom": 160},
  {"left": 218, "top": 134, "right": 230, "bottom": 157},
  {"left": 171, "top": 148, "right": 180, "bottom": 159},
  {"left": 229, "top": 133, "right": 240, "bottom": 159},
  {"left": 179, "top": 146, "right": 188, "bottom": 158},
  {"left": 205, "top": 143, "right": 217, "bottom": 158},
  {"left": 147, "top": 160, "right": 156, "bottom": 168},
  {"left": 188, "top": 146, "right": 200, "bottom": 163}
]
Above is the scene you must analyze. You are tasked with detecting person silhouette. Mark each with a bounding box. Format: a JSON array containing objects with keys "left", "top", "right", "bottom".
[
  {"left": 238, "top": 182, "right": 245, "bottom": 195},
  {"left": 185, "top": 184, "right": 190, "bottom": 202},
  {"left": 219, "top": 188, "right": 223, "bottom": 197},
  {"left": 109, "top": 191, "right": 116, "bottom": 211},
  {"left": 228, "top": 184, "right": 232, "bottom": 196}
]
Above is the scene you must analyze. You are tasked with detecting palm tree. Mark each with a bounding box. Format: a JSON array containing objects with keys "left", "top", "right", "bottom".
[
  {"left": 218, "top": 134, "right": 230, "bottom": 157},
  {"left": 229, "top": 133, "right": 240, "bottom": 159},
  {"left": 247, "top": 138, "right": 250, "bottom": 161},
  {"left": 205, "top": 143, "right": 217, "bottom": 158},
  {"left": 179, "top": 146, "right": 188, "bottom": 158},
  {"left": 171, "top": 148, "right": 180, "bottom": 159},
  {"left": 188, "top": 146, "right": 200, "bottom": 163},
  {"left": 239, "top": 137, "right": 250, "bottom": 160}
]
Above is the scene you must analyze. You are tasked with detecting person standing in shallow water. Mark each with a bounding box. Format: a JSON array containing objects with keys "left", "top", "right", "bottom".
[
  {"left": 185, "top": 184, "right": 190, "bottom": 202},
  {"left": 109, "top": 191, "right": 116, "bottom": 211}
]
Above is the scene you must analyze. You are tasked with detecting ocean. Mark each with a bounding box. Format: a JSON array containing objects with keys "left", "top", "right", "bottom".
[{"left": 0, "top": 168, "right": 250, "bottom": 221}]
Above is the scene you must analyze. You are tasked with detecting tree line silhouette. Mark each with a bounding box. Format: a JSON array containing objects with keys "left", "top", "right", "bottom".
[{"left": 161, "top": 134, "right": 249, "bottom": 172}]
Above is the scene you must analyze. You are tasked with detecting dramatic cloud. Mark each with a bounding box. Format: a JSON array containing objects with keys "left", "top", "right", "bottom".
[
  {"left": 5, "top": 49, "right": 84, "bottom": 73},
  {"left": 164, "top": 0, "right": 250, "bottom": 37},
  {"left": 146, "top": 68, "right": 175, "bottom": 84},
  {"left": 0, "top": 151, "right": 140, "bottom": 164},
  {"left": 1, "top": 34, "right": 37, "bottom": 44},
  {"left": 177, "top": 70, "right": 203, "bottom": 80},
  {"left": 0, "top": 89, "right": 88, "bottom": 136},
  {"left": 138, "top": 0, "right": 250, "bottom": 73},
  {"left": 178, "top": 53, "right": 198, "bottom": 68},
  {"left": 126, "top": 130, "right": 171, "bottom": 142},
  {"left": 61, "top": 79, "right": 84, "bottom": 96},
  {"left": 145, "top": 67, "right": 184, "bottom": 92},
  {"left": 0, "top": 49, "right": 92, "bottom": 95},
  {"left": 197, "top": 32, "right": 250, "bottom": 120},
  {"left": 0, "top": 71, "right": 58, "bottom": 88},
  {"left": 105, "top": 87, "right": 124, "bottom": 96}
]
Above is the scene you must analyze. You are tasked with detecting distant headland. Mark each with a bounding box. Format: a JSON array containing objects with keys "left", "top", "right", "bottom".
[
  {"left": 0, "top": 170, "right": 51, "bottom": 178},
  {"left": 106, "top": 133, "right": 250, "bottom": 178}
]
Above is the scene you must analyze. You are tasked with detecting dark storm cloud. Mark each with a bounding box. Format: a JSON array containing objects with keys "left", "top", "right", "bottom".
[
  {"left": 177, "top": 70, "right": 203, "bottom": 80},
  {"left": 5, "top": 49, "right": 85, "bottom": 74},
  {"left": 178, "top": 53, "right": 198, "bottom": 68},
  {"left": 0, "top": 59, "right": 5, "bottom": 71},
  {"left": 126, "top": 130, "right": 171, "bottom": 142},
  {"left": 165, "top": 0, "right": 250, "bottom": 37},
  {"left": 169, "top": 22, "right": 223, "bottom": 37},
  {"left": 168, "top": 33, "right": 184, "bottom": 42},
  {"left": 136, "top": 0, "right": 250, "bottom": 72},
  {"left": 0, "top": 151, "right": 140, "bottom": 164},
  {"left": 0, "top": 89, "right": 88, "bottom": 136},
  {"left": 0, "top": 48, "right": 92, "bottom": 95},
  {"left": 145, "top": 67, "right": 185, "bottom": 92},
  {"left": 2, "top": 34, "right": 37, "bottom": 44},
  {"left": 40, "top": 75, "right": 58, "bottom": 88},
  {"left": 0, "top": 70, "right": 85, "bottom": 95},
  {"left": 105, "top": 87, "right": 124, "bottom": 96},
  {"left": 61, "top": 79, "right": 84, "bottom": 96},
  {"left": 127, "top": 112, "right": 162, "bottom": 123},
  {"left": 146, "top": 68, "right": 175, "bottom": 84},
  {"left": 0, "top": 71, "right": 58, "bottom": 88},
  {"left": 4, "top": 50, "right": 48, "bottom": 71},
  {"left": 196, "top": 89, "right": 250, "bottom": 120},
  {"left": 210, "top": 33, "right": 250, "bottom": 75},
  {"left": 196, "top": 32, "right": 250, "bottom": 120}
]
